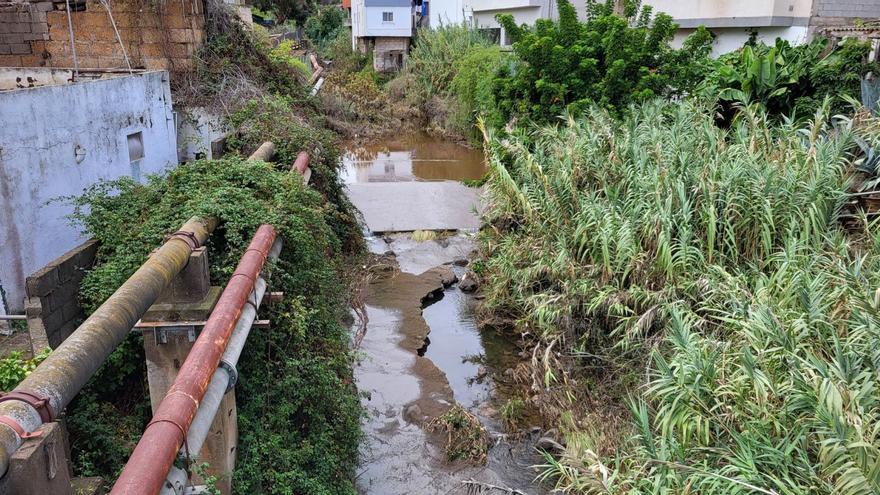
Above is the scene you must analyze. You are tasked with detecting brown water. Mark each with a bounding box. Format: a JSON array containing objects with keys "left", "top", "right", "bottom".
[
  {"left": 347, "top": 134, "right": 546, "bottom": 495},
  {"left": 341, "top": 132, "right": 486, "bottom": 183}
]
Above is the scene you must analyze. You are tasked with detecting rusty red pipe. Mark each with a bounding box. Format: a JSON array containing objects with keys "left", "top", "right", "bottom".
[
  {"left": 293, "top": 151, "right": 310, "bottom": 176},
  {"left": 110, "top": 225, "right": 277, "bottom": 495}
]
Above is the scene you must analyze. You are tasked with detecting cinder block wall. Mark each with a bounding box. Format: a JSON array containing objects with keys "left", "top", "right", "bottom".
[
  {"left": 0, "top": 0, "right": 205, "bottom": 70},
  {"left": 815, "top": 0, "right": 880, "bottom": 19},
  {"left": 25, "top": 240, "right": 97, "bottom": 353}
]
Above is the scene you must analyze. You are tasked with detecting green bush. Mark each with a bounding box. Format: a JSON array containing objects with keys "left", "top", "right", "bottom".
[
  {"left": 493, "top": 0, "right": 712, "bottom": 123},
  {"left": 304, "top": 5, "right": 347, "bottom": 53},
  {"left": 449, "top": 45, "right": 507, "bottom": 137},
  {"left": 0, "top": 349, "right": 50, "bottom": 391},
  {"left": 269, "top": 40, "right": 312, "bottom": 79}
]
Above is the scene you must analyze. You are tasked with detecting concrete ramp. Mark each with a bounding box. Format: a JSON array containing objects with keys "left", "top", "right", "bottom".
[{"left": 347, "top": 182, "right": 482, "bottom": 232}]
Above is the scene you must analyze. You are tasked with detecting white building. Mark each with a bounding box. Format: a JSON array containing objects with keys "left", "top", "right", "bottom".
[
  {"left": 643, "top": 0, "right": 880, "bottom": 55},
  {"left": 425, "top": 0, "right": 587, "bottom": 43},
  {"left": 0, "top": 69, "right": 179, "bottom": 314},
  {"left": 428, "top": 0, "right": 880, "bottom": 53},
  {"left": 351, "top": 0, "right": 414, "bottom": 71}
]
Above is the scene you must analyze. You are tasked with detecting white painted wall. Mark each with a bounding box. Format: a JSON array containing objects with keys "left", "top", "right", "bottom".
[
  {"left": 177, "top": 107, "right": 229, "bottom": 162},
  {"left": 0, "top": 70, "right": 177, "bottom": 313},
  {"left": 431, "top": 0, "right": 470, "bottom": 26},
  {"left": 364, "top": 6, "right": 412, "bottom": 36},
  {"left": 645, "top": 0, "right": 812, "bottom": 26},
  {"left": 673, "top": 26, "right": 810, "bottom": 56}
]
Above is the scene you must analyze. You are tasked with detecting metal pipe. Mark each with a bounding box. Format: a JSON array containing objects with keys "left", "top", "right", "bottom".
[
  {"left": 161, "top": 239, "right": 281, "bottom": 495},
  {"left": 292, "top": 151, "right": 310, "bottom": 176},
  {"left": 0, "top": 315, "right": 26, "bottom": 321},
  {"left": 247, "top": 142, "right": 275, "bottom": 162},
  {"left": 0, "top": 217, "right": 216, "bottom": 477},
  {"left": 111, "top": 225, "right": 277, "bottom": 495}
]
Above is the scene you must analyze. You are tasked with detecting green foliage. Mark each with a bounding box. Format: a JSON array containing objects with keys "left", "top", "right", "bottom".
[
  {"left": 0, "top": 349, "right": 50, "bottom": 391},
  {"left": 304, "top": 5, "right": 347, "bottom": 53},
  {"left": 493, "top": 0, "right": 712, "bottom": 123},
  {"left": 408, "top": 24, "right": 495, "bottom": 100},
  {"left": 479, "top": 98, "right": 880, "bottom": 493},
  {"left": 184, "top": 5, "right": 308, "bottom": 104},
  {"left": 65, "top": 96, "right": 363, "bottom": 492},
  {"left": 702, "top": 37, "right": 876, "bottom": 122},
  {"left": 449, "top": 46, "right": 507, "bottom": 137},
  {"left": 269, "top": 40, "right": 312, "bottom": 79},
  {"left": 250, "top": 0, "right": 314, "bottom": 24}
]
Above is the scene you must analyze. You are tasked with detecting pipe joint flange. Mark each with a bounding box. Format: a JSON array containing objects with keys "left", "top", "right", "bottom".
[{"left": 218, "top": 360, "right": 238, "bottom": 392}]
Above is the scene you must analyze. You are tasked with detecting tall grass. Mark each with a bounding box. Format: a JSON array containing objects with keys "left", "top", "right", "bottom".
[
  {"left": 479, "top": 99, "right": 880, "bottom": 493},
  {"left": 407, "top": 24, "right": 494, "bottom": 99}
]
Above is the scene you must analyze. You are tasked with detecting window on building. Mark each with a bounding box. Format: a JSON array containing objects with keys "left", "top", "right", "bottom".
[
  {"left": 127, "top": 132, "right": 144, "bottom": 162},
  {"left": 382, "top": 11, "right": 393, "bottom": 22}
]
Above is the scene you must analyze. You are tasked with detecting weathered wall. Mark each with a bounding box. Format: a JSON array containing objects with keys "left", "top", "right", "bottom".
[
  {"left": 177, "top": 106, "right": 229, "bottom": 161},
  {"left": 0, "top": 70, "right": 177, "bottom": 313},
  {"left": 814, "top": 0, "right": 880, "bottom": 20},
  {"left": 373, "top": 36, "right": 408, "bottom": 71},
  {"left": 25, "top": 239, "right": 97, "bottom": 352},
  {"left": 0, "top": 0, "right": 205, "bottom": 70}
]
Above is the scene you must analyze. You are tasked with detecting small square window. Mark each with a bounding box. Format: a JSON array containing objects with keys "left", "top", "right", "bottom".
[
  {"left": 382, "top": 11, "right": 393, "bottom": 22},
  {"left": 127, "top": 131, "right": 144, "bottom": 162}
]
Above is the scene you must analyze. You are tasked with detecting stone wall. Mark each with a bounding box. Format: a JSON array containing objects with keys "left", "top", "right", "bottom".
[
  {"left": 0, "top": 0, "right": 205, "bottom": 70},
  {"left": 25, "top": 240, "right": 97, "bottom": 352}
]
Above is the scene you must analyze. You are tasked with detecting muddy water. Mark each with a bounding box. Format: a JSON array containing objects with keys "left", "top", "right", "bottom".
[
  {"left": 347, "top": 134, "right": 546, "bottom": 495},
  {"left": 341, "top": 132, "right": 486, "bottom": 183}
]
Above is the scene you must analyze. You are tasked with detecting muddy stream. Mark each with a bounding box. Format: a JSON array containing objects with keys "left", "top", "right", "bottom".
[{"left": 344, "top": 134, "right": 549, "bottom": 495}]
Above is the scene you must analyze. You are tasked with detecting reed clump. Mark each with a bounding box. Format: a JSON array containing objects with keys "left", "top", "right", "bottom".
[{"left": 479, "top": 99, "right": 880, "bottom": 494}]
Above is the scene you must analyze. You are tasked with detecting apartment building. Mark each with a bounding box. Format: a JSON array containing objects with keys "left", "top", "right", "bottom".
[{"left": 646, "top": 0, "right": 880, "bottom": 54}]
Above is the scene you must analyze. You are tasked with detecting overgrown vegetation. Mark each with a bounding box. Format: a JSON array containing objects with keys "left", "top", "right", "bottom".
[
  {"left": 0, "top": 349, "right": 50, "bottom": 392},
  {"left": 59, "top": 3, "right": 364, "bottom": 493},
  {"left": 67, "top": 149, "right": 362, "bottom": 492},
  {"left": 702, "top": 37, "right": 876, "bottom": 124},
  {"left": 478, "top": 97, "right": 880, "bottom": 493},
  {"left": 495, "top": 0, "right": 712, "bottom": 122}
]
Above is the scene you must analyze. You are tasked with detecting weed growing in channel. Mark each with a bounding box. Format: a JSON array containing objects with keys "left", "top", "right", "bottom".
[{"left": 479, "top": 98, "right": 880, "bottom": 493}]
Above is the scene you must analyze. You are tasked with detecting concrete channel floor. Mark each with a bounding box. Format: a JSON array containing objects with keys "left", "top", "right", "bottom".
[{"left": 347, "top": 182, "right": 482, "bottom": 233}]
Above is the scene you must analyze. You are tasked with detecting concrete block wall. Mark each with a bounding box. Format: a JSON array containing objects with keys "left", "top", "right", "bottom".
[
  {"left": 0, "top": 0, "right": 205, "bottom": 70},
  {"left": 0, "top": 0, "right": 51, "bottom": 65},
  {"left": 25, "top": 240, "right": 97, "bottom": 353},
  {"left": 815, "top": 0, "right": 880, "bottom": 19}
]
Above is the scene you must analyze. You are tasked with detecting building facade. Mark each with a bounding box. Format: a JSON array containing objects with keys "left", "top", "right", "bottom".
[
  {"left": 645, "top": 0, "right": 880, "bottom": 55},
  {"left": 351, "top": 0, "right": 413, "bottom": 71},
  {"left": 0, "top": 69, "right": 178, "bottom": 314}
]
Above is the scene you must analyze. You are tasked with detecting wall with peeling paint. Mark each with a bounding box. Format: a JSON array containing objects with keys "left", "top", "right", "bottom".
[{"left": 0, "top": 69, "right": 177, "bottom": 313}]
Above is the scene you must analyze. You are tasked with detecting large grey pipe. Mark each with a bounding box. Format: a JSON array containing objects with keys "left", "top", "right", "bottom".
[
  {"left": 161, "top": 239, "right": 281, "bottom": 495},
  {"left": 0, "top": 217, "right": 217, "bottom": 477}
]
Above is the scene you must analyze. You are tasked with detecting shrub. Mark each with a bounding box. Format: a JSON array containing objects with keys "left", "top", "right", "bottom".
[
  {"left": 269, "top": 40, "right": 312, "bottom": 79},
  {"left": 493, "top": 0, "right": 713, "bottom": 123},
  {"left": 304, "top": 5, "right": 347, "bottom": 53},
  {"left": 449, "top": 45, "right": 507, "bottom": 137}
]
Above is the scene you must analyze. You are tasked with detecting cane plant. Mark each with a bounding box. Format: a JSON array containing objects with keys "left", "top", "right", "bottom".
[{"left": 479, "top": 98, "right": 880, "bottom": 493}]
